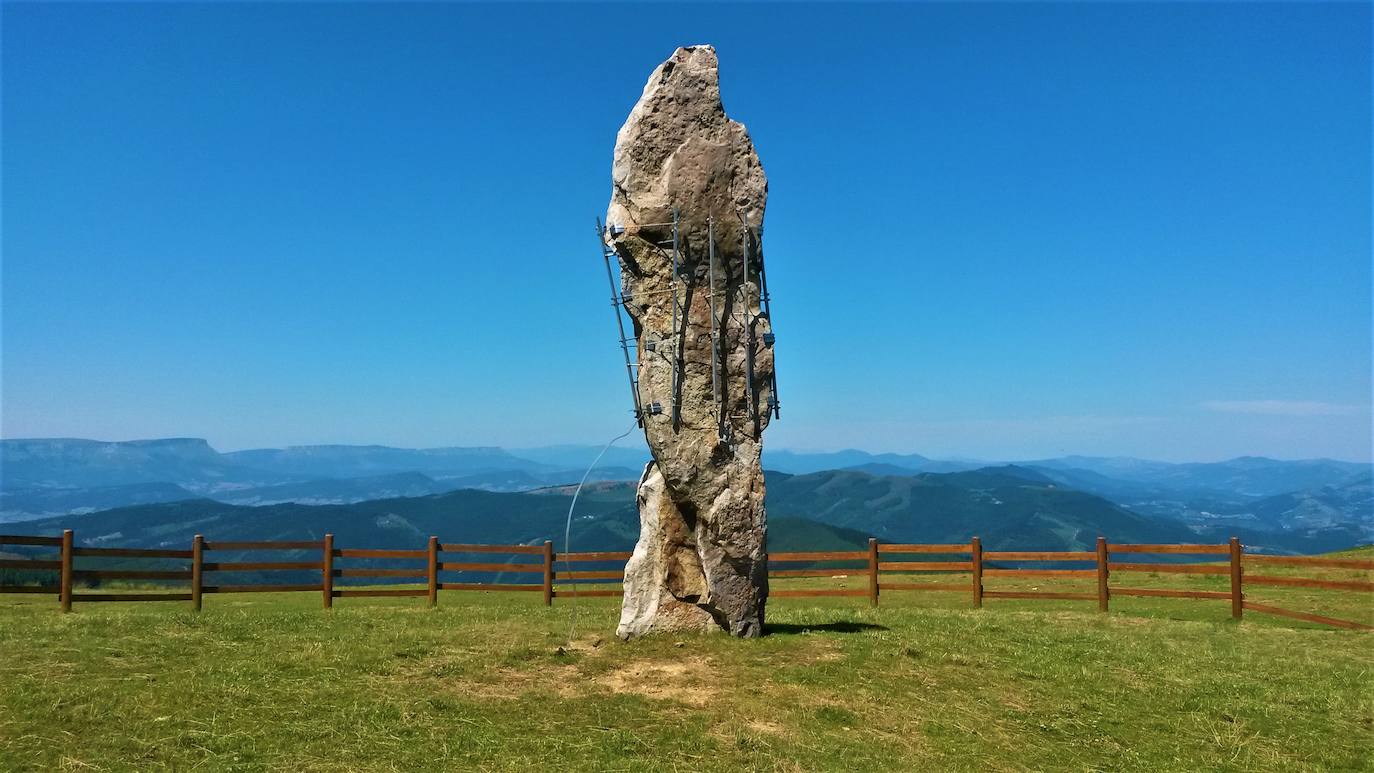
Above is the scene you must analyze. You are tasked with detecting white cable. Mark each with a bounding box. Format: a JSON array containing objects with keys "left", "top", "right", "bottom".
[{"left": 563, "top": 422, "right": 638, "bottom": 643}]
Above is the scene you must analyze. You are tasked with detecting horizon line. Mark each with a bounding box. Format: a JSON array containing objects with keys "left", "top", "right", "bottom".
[{"left": 1, "top": 435, "right": 1369, "bottom": 466}]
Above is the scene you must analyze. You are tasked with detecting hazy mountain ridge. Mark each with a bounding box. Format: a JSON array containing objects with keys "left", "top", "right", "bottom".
[
  {"left": 1246, "top": 473, "right": 1373, "bottom": 529},
  {"left": 837, "top": 456, "right": 1372, "bottom": 540},
  {"left": 1026, "top": 455, "right": 1370, "bottom": 498},
  {"left": 2, "top": 439, "right": 1368, "bottom": 548},
  {"left": 764, "top": 467, "right": 1196, "bottom": 551},
  {"left": 214, "top": 472, "right": 453, "bottom": 506},
  {"left": 2, "top": 467, "right": 1275, "bottom": 554},
  {"left": 209, "top": 468, "right": 644, "bottom": 507},
  {"left": 222, "top": 445, "right": 545, "bottom": 479},
  {"left": 1174, "top": 474, "right": 1374, "bottom": 551},
  {"left": 1, "top": 485, "right": 873, "bottom": 584},
  {"left": 0, "top": 439, "right": 647, "bottom": 521},
  {"left": 0, "top": 438, "right": 293, "bottom": 491},
  {"left": 0, "top": 482, "right": 198, "bottom": 520}
]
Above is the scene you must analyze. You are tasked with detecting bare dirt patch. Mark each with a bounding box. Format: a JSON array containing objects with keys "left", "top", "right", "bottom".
[
  {"left": 998, "top": 686, "right": 1031, "bottom": 711},
  {"left": 746, "top": 719, "right": 787, "bottom": 736},
  {"left": 553, "top": 634, "right": 609, "bottom": 656},
  {"left": 419, "top": 662, "right": 584, "bottom": 701},
  {"left": 810, "top": 646, "right": 844, "bottom": 663},
  {"left": 591, "top": 657, "right": 717, "bottom": 706}
]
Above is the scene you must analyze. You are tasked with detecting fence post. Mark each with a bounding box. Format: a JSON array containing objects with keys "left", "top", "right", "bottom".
[
  {"left": 971, "top": 536, "right": 983, "bottom": 609},
  {"left": 542, "top": 540, "right": 554, "bottom": 606},
  {"left": 322, "top": 534, "right": 334, "bottom": 610},
  {"left": 427, "top": 536, "right": 439, "bottom": 608},
  {"left": 1229, "top": 537, "right": 1243, "bottom": 620},
  {"left": 1095, "top": 536, "right": 1109, "bottom": 613},
  {"left": 867, "top": 538, "right": 879, "bottom": 607},
  {"left": 59, "top": 529, "right": 73, "bottom": 613},
  {"left": 192, "top": 534, "right": 204, "bottom": 612}
]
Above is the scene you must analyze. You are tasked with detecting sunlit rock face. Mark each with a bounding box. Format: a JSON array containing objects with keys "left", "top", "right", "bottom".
[{"left": 606, "top": 46, "right": 774, "bottom": 639}]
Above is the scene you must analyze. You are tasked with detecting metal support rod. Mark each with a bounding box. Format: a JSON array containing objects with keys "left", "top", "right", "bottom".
[
  {"left": 756, "top": 229, "right": 780, "bottom": 420},
  {"left": 739, "top": 211, "right": 759, "bottom": 437},
  {"left": 707, "top": 214, "right": 723, "bottom": 439},
  {"left": 594, "top": 208, "right": 777, "bottom": 437},
  {"left": 597, "top": 219, "right": 644, "bottom": 426},
  {"left": 670, "top": 208, "right": 683, "bottom": 431},
  {"left": 671, "top": 208, "right": 680, "bottom": 337}
]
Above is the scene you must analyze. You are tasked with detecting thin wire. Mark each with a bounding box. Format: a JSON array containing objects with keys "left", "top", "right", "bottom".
[{"left": 564, "top": 422, "right": 638, "bottom": 644}]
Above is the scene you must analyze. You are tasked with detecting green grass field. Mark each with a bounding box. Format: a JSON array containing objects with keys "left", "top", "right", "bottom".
[{"left": 2, "top": 550, "right": 1371, "bottom": 772}]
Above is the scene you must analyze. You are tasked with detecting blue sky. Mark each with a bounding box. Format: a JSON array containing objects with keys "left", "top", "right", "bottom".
[{"left": 2, "top": 2, "right": 1370, "bottom": 462}]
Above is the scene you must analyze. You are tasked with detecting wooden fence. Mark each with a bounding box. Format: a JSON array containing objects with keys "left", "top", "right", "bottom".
[{"left": 2, "top": 532, "right": 1370, "bottom": 630}]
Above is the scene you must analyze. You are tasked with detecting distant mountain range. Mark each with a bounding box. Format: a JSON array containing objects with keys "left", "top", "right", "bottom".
[
  {"left": 0, "top": 438, "right": 647, "bottom": 520},
  {"left": 1, "top": 438, "right": 1368, "bottom": 553},
  {"left": 1023, "top": 455, "right": 1372, "bottom": 498},
  {"left": 766, "top": 466, "right": 1197, "bottom": 550},
  {"left": 4, "top": 464, "right": 1365, "bottom": 562},
  {"left": 2, "top": 438, "right": 289, "bottom": 492},
  {"left": 0, "top": 467, "right": 1201, "bottom": 588},
  {"left": 221, "top": 445, "right": 544, "bottom": 480}
]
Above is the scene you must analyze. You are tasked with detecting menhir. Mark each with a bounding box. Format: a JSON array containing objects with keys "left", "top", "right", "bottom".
[{"left": 603, "top": 45, "right": 778, "bottom": 639}]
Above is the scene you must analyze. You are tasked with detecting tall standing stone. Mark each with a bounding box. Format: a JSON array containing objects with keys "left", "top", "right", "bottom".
[{"left": 605, "top": 46, "right": 775, "bottom": 638}]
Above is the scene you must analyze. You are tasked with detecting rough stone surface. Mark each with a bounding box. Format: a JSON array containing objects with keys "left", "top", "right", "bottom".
[{"left": 607, "top": 46, "right": 775, "bottom": 639}]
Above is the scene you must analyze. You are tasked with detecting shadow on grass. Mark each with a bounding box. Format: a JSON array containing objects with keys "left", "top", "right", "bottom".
[{"left": 765, "top": 621, "right": 889, "bottom": 636}]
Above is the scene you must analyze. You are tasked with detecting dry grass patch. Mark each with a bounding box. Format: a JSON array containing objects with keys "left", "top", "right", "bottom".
[
  {"left": 464, "top": 663, "right": 584, "bottom": 700},
  {"left": 746, "top": 718, "right": 787, "bottom": 736},
  {"left": 591, "top": 657, "right": 718, "bottom": 706}
]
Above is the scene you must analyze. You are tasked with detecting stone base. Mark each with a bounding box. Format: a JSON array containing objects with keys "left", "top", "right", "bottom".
[{"left": 617, "top": 461, "right": 766, "bottom": 639}]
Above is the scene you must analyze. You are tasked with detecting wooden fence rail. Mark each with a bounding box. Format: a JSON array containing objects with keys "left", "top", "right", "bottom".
[{"left": 1, "top": 532, "right": 1369, "bottom": 631}]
